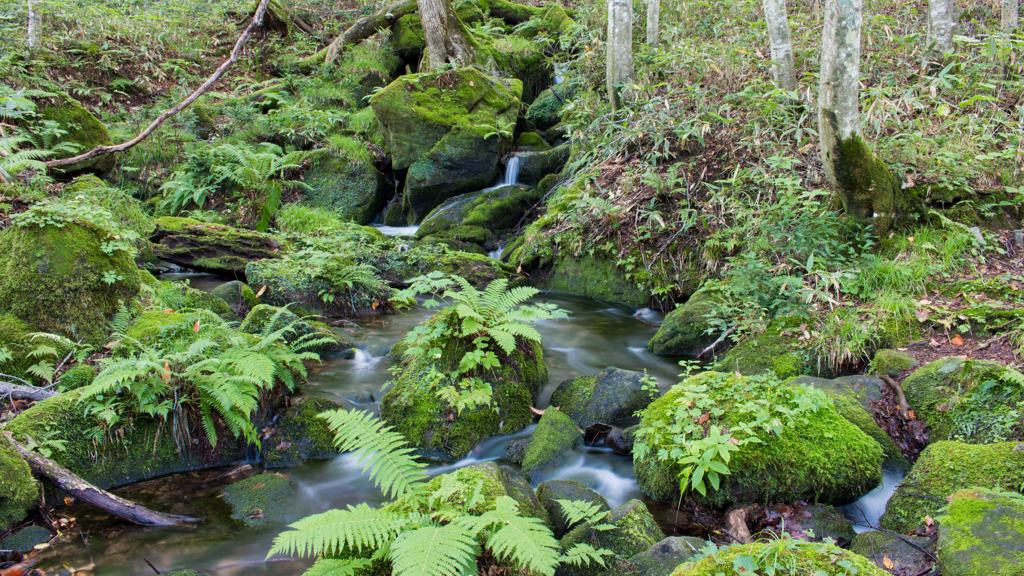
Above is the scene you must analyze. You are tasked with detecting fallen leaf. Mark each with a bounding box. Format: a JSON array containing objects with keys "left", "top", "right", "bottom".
[
  {"left": 697, "top": 413, "right": 710, "bottom": 425},
  {"left": 951, "top": 334, "right": 964, "bottom": 346},
  {"left": 530, "top": 406, "right": 545, "bottom": 416},
  {"left": 925, "top": 515, "right": 934, "bottom": 526},
  {"left": 937, "top": 403, "right": 951, "bottom": 412},
  {"left": 247, "top": 512, "right": 265, "bottom": 519},
  {"left": 728, "top": 437, "right": 739, "bottom": 445},
  {"left": 929, "top": 338, "right": 942, "bottom": 347},
  {"left": 193, "top": 320, "right": 201, "bottom": 332},
  {"left": 33, "top": 543, "right": 49, "bottom": 550},
  {"left": 251, "top": 483, "right": 265, "bottom": 490},
  {"left": 275, "top": 441, "right": 292, "bottom": 451},
  {"left": 915, "top": 310, "right": 931, "bottom": 322},
  {"left": 256, "top": 285, "right": 267, "bottom": 298},
  {"left": 64, "top": 496, "right": 75, "bottom": 506},
  {"left": 371, "top": 300, "right": 378, "bottom": 309},
  {"left": 883, "top": 556, "right": 894, "bottom": 569},
  {"left": 161, "top": 362, "right": 172, "bottom": 383},
  {"left": 908, "top": 410, "right": 916, "bottom": 420}
]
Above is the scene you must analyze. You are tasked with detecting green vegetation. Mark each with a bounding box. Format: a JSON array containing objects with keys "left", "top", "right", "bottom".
[{"left": 672, "top": 536, "right": 887, "bottom": 576}]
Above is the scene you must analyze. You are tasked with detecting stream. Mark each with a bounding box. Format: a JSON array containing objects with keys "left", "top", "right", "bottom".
[{"left": 30, "top": 277, "right": 902, "bottom": 575}]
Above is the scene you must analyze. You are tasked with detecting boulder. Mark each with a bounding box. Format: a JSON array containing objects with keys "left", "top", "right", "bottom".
[
  {"left": 0, "top": 526, "right": 51, "bottom": 553},
  {"left": 634, "top": 372, "right": 882, "bottom": 506},
  {"left": 538, "top": 254, "right": 650, "bottom": 308},
  {"left": 522, "top": 409, "right": 582, "bottom": 482},
  {"left": 239, "top": 305, "right": 351, "bottom": 357},
  {"left": 606, "top": 425, "right": 638, "bottom": 455},
  {"left": 0, "top": 441, "right": 38, "bottom": 530},
  {"left": 221, "top": 473, "right": 294, "bottom": 528},
  {"left": 518, "top": 144, "right": 570, "bottom": 187},
  {"left": 370, "top": 68, "right": 522, "bottom": 222},
  {"left": 37, "top": 94, "right": 115, "bottom": 177},
  {"left": 712, "top": 316, "right": 812, "bottom": 379},
  {"left": 527, "top": 84, "right": 574, "bottom": 130},
  {"left": 505, "top": 438, "right": 530, "bottom": 464},
  {"left": 901, "top": 357, "right": 1020, "bottom": 444},
  {"left": 851, "top": 531, "right": 934, "bottom": 575},
  {"left": 880, "top": 441, "right": 1024, "bottom": 533},
  {"left": 415, "top": 184, "right": 544, "bottom": 248},
  {"left": 398, "top": 462, "right": 548, "bottom": 523},
  {"left": 670, "top": 541, "right": 887, "bottom": 576},
  {"left": 647, "top": 288, "right": 722, "bottom": 356},
  {"left": 601, "top": 536, "right": 707, "bottom": 576},
  {"left": 157, "top": 281, "right": 236, "bottom": 319},
  {"left": 0, "top": 222, "right": 141, "bottom": 346},
  {"left": 871, "top": 349, "right": 918, "bottom": 376},
  {"left": 210, "top": 280, "right": 260, "bottom": 316},
  {"left": 937, "top": 489, "right": 1024, "bottom": 576},
  {"left": 304, "top": 150, "right": 391, "bottom": 225},
  {"left": 557, "top": 499, "right": 664, "bottom": 576},
  {"left": 261, "top": 397, "right": 345, "bottom": 467},
  {"left": 549, "top": 367, "right": 659, "bottom": 429},
  {"left": 150, "top": 217, "right": 285, "bottom": 276},
  {"left": 789, "top": 504, "right": 856, "bottom": 544},
  {"left": 536, "top": 479, "right": 609, "bottom": 539},
  {"left": 245, "top": 253, "right": 393, "bottom": 318}
]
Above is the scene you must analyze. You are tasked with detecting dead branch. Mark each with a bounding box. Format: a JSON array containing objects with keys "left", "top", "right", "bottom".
[
  {"left": 880, "top": 374, "right": 912, "bottom": 419},
  {"left": 323, "top": 0, "right": 419, "bottom": 65},
  {"left": 44, "top": 0, "right": 272, "bottom": 170},
  {"left": 1, "top": 381, "right": 58, "bottom": 402},
  {"left": 697, "top": 326, "right": 736, "bottom": 358}
]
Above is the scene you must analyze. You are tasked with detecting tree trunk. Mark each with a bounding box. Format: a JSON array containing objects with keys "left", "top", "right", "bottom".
[
  {"left": 6, "top": 433, "right": 197, "bottom": 527},
  {"left": 606, "top": 0, "right": 634, "bottom": 111},
  {"left": 763, "top": 0, "right": 797, "bottom": 91},
  {"left": 646, "top": 0, "right": 660, "bottom": 46},
  {"left": 1004, "top": 0, "right": 1020, "bottom": 33},
  {"left": 417, "top": 0, "right": 476, "bottom": 70},
  {"left": 818, "top": 0, "right": 901, "bottom": 235},
  {"left": 925, "top": 0, "right": 958, "bottom": 67},
  {"left": 27, "top": 0, "right": 42, "bottom": 54},
  {"left": 323, "top": 0, "right": 419, "bottom": 66}
]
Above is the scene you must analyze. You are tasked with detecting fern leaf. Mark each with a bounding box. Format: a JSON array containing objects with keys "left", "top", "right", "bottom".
[
  {"left": 478, "top": 498, "right": 560, "bottom": 576},
  {"left": 301, "top": 558, "right": 373, "bottom": 576},
  {"left": 559, "top": 542, "right": 612, "bottom": 568},
  {"left": 553, "top": 499, "right": 609, "bottom": 527},
  {"left": 389, "top": 524, "right": 479, "bottom": 576},
  {"left": 483, "top": 327, "right": 518, "bottom": 356},
  {"left": 269, "top": 503, "right": 404, "bottom": 559}
]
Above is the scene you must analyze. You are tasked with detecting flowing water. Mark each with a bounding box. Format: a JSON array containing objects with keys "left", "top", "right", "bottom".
[{"left": 30, "top": 287, "right": 902, "bottom": 575}]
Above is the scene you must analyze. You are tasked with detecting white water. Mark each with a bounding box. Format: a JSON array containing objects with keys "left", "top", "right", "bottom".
[
  {"left": 372, "top": 225, "right": 419, "bottom": 237},
  {"left": 504, "top": 156, "right": 521, "bottom": 186},
  {"left": 350, "top": 348, "right": 383, "bottom": 372},
  {"left": 487, "top": 246, "right": 505, "bottom": 260},
  {"left": 553, "top": 63, "right": 566, "bottom": 85},
  {"left": 841, "top": 469, "right": 905, "bottom": 533}
]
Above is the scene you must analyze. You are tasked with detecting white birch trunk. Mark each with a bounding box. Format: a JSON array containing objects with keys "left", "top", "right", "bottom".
[
  {"left": 925, "top": 0, "right": 958, "bottom": 65},
  {"left": 607, "top": 0, "right": 634, "bottom": 111},
  {"left": 646, "top": 0, "right": 660, "bottom": 47},
  {"left": 1004, "top": 0, "right": 1020, "bottom": 33},
  {"left": 27, "top": 0, "right": 42, "bottom": 53},
  {"left": 763, "top": 0, "right": 797, "bottom": 91}
]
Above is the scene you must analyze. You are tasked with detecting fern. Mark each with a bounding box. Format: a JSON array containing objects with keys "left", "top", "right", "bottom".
[
  {"left": 390, "top": 524, "right": 480, "bottom": 576},
  {"left": 270, "top": 504, "right": 407, "bottom": 558},
  {"left": 301, "top": 558, "right": 374, "bottom": 576}
]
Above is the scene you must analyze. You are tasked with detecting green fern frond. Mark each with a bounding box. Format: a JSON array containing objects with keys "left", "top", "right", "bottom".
[
  {"left": 559, "top": 542, "right": 612, "bottom": 568},
  {"left": 302, "top": 558, "right": 374, "bottom": 576},
  {"left": 269, "top": 503, "right": 405, "bottom": 559},
  {"left": 389, "top": 524, "right": 479, "bottom": 576}
]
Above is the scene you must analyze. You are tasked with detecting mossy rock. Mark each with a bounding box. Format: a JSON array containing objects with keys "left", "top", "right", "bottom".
[
  {"left": 123, "top": 310, "right": 185, "bottom": 348},
  {"left": 261, "top": 397, "right": 345, "bottom": 467},
  {"left": 538, "top": 254, "right": 650, "bottom": 308},
  {"left": 388, "top": 13, "right": 425, "bottom": 61},
  {"left": 0, "top": 222, "right": 141, "bottom": 346},
  {"left": 901, "top": 357, "right": 1021, "bottom": 444},
  {"left": 712, "top": 317, "right": 811, "bottom": 379},
  {"left": 376, "top": 246, "right": 522, "bottom": 288},
  {"left": 305, "top": 151, "right": 391, "bottom": 225},
  {"left": 601, "top": 536, "right": 708, "bottom": 576},
  {"left": 795, "top": 504, "right": 856, "bottom": 544},
  {"left": 239, "top": 305, "right": 351, "bottom": 357},
  {"left": 158, "top": 281, "right": 236, "bottom": 319},
  {"left": 210, "top": 281, "right": 260, "bottom": 316},
  {"left": 415, "top": 184, "right": 544, "bottom": 248},
  {"left": 879, "top": 441, "right": 1024, "bottom": 533},
  {"left": 59, "top": 363, "right": 96, "bottom": 391},
  {"left": 505, "top": 437, "right": 529, "bottom": 464},
  {"left": 937, "top": 489, "right": 1024, "bottom": 576},
  {"left": 670, "top": 541, "right": 888, "bottom": 576},
  {"left": 647, "top": 287, "right": 722, "bottom": 356},
  {"left": 37, "top": 94, "right": 115, "bottom": 177},
  {"left": 245, "top": 254, "right": 392, "bottom": 318},
  {"left": 0, "top": 441, "right": 38, "bottom": 530},
  {"left": 870, "top": 349, "right": 918, "bottom": 376},
  {"left": 514, "top": 132, "right": 551, "bottom": 152},
  {"left": 0, "top": 313, "right": 35, "bottom": 380},
  {"left": 380, "top": 311, "right": 547, "bottom": 462},
  {"left": 518, "top": 144, "right": 570, "bottom": 187},
  {"left": 393, "top": 462, "right": 548, "bottom": 523},
  {"left": 221, "top": 473, "right": 294, "bottom": 528},
  {"left": 522, "top": 409, "right": 582, "bottom": 482},
  {"left": 851, "top": 531, "right": 934, "bottom": 575},
  {"left": 549, "top": 367, "right": 659, "bottom": 429},
  {"left": 556, "top": 499, "right": 663, "bottom": 576},
  {"left": 162, "top": 572, "right": 204, "bottom": 576},
  {"left": 6, "top": 390, "right": 249, "bottom": 489},
  {"left": 606, "top": 425, "right": 638, "bottom": 455},
  {"left": 526, "top": 84, "right": 575, "bottom": 130},
  {"left": 634, "top": 372, "right": 883, "bottom": 506},
  {"left": 0, "top": 526, "right": 51, "bottom": 553},
  {"left": 150, "top": 217, "right": 285, "bottom": 276},
  {"left": 536, "top": 479, "right": 609, "bottom": 539}
]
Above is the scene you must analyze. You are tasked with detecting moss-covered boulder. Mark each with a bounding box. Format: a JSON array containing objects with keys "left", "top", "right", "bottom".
[
  {"left": 0, "top": 313, "right": 35, "bottom": 380},
  {"left": 901, "top": 357, "right": 1021, "bottom": 444},
  {"left": 415, "top": 184, "right": 544, "bottom": 248},
  {"left": 937, "top": 488, "right": 1024, "bottom": 576},
  {"left": 245, "top": 253, "right": 392, "bottom": 318},
  {"left": 59, "top": 363, "right": 96, "bottom": 391},
  {"left": 0, "top": 526, "right": 51, "bottom": 553},
  {"left": 647, "top": 288, "right": 722, "bottom": 356},
  {"left": 522, "top": 409, "right": 582, "bottom": 482},
  {"left": 210, "top": 280, "right": 260, "bottom": 316},
  {"left": 157, "top": 281, "right": 236, "bottom": 319},
  {"left": 513, "top": 132, "right": 551, "bottom": 152},
  {"left": 376, "top": 246, "right": 523, "bottom": 290},
  {"left": 0, "top": 441, "right": 38, "bottom": 530},
  {"left": 505, "top": 437, "right": 530, "bottom": 464},
  {"left": 395, "top": 462, "right": 548, "bottom": 523},
  {"left": 370, "top": 68, "right": 522, "bottom": 222},
  {"left": 221, "top": 473, "right": 294, "bottom": 528},
  {"left": 557, "top": 499, "right": 664, "bottom": 576},
  {"left": 549, "top": 367, "right": 659, "bottom": 429},
  {"left": 123, "top": 310, "right": 185, "bottom": 347},
  {"left": 606, "top": 425, "right": 638, "bottom": 455},
  {"left": 37, "top": 94, "right": 115, "bottom": 177},
  {"left": 388, "top": 13, "right": 424, "bottom": 61},
  {"left": 670, "top": 542, "right": 887, "bottom": 576},
  {"left": 712, "top": 317, "right": 811, "bottom": 379},
  {"left": 239, "top": 305, "right": 351, "bottom": 357},
  {"left": 634, "top": 372, "right": 882, "bottom": 506},
  {"left": 536, "top": 479, "right": 609, "bottom": 539},
  {"left": 794, "top": 504, "right": 856, "bottom": 544},
  {"left": 851, "top": 531, "right": 934, "bottom": 575},
  {"left": 5, "top": 390, "right": 249, "bottom": 489},
  {"left": 304, "top": 150, "right": 391, "bottom": 225},
  {"left": 538, "top": 254, "right": 650, "bottom": 308},
  {"left": 0, "top": 222, "right": 141, "bottom": 346},
  {"left": 261, "top": 397, "right": 345, "bottom": 467},
  {"left": 601, "top": 536, "right": 707, "bottom": 576},
  {"left": 880, "top": 441, "right": 1024, "bottom": 533},
  {"left": 518, "top": 144, "right": 570, "bottom": 187},
  {"left": 150, "top": 217, "right": 285, "bottom": 276},
  {"left": 871, "top": 349, "right": 918, "bottom": 376},
  {"left": 527, "top": 83, "right": 574, "bottom": 130}
]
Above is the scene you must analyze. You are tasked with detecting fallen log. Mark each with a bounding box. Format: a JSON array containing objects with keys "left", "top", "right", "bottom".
[
  {"left": 324, "top": 0, "right": 419, "bottom": 65},
  {"left": 5, "top": 433, "right": 197, "bottom": 527},
  {"left": 0, "top": 381, "right": 58, "bottom": 402}
]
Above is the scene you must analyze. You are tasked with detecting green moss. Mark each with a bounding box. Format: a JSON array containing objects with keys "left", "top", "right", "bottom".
[
  {"left": 879, "top": 441, "right": 1024, "bottom": 533},
  {"left": 828, "top": 392, "right": 911, "bottom": 472},
  {"left": 0, "top": 441, "right": 38, "bottom": 530},
  {"left": 394, "top": 462, "right": 547, "bottom": 523},
  {"left": 648, "top": 287, "right": 722, "bottom": 356},
  {"left": 261, "top": 397, "right": 344, "bottom": 467},
  {"left": 538, "top": 254, "right": 650, "bottom": 308},
  {"left": 937, "top": 489, "right": 1024, "bottom": 576},
  {"left": 513, "top": 132, "right": 550, "bottom": 152},
  {"left": 221, "top": 474, "right": 294, "bottom": 528},
  {"left": 671, "top": 542, "right": 888, "bottom": 576},
  {"left": 871, "top": 349, "right": 918, "bottom": 376},
  {"left": 415, "top": 185, "right": 544, "bottom": 248},
  {"left": 159, "top": 281, "right": 235, "bottom": 319},
  {"left": 517, "top": 144, "right": 570, "bottom": 186},
  {"left": 536, "top": 479, "right": 609, "bottom": 538},
  {"left": 521, "top": 409, "right": 581, "bottom": 482},
  {"left": 38, "top": 94, "right": 115, "bottom": 176},
  {"left": 713, "top": 317, "right": 811, "bottom": 379},
  {"left": 549, "top": 367, "right": 657, "bottom": 429},
  {"left": 211, "top": 281, "right": 260, "bottom": 315},
  {"left": 831, "top": 133, "right": 913, "bottom": 236},
  {"left": 0, "top": 526, "right": 52, "bottom": 553},
  {"left": 59, "top": 363, "right": 96, "bottom": 391},
  {"left": 305, "top": 151, "right": 390, "bottom": 225},
  {"left": 635, "top": 372, "right": 883, "bottom": 506},
  {"left": 150, "top": 217, "right": 286, "bottom": 276},
  {"left": 558, "top": 499, "right": 663, "bottom": 576},
  {"left": 850, "top": 531, "right": 933, "bottom": 574},
  {"left": 125, "top": 310, "right": 185, "bottom": 346},
  {"left": 0, "top": 313, "right": 34, "bottom": 379},
  {"left": 0, "top": 223, "right": 141, "bottom": 346},
  {"left": 526, "top": 83, "right": 575, "bottom": 130}
]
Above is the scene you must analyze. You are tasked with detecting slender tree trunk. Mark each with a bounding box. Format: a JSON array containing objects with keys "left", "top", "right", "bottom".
[
  {"left": 763, "top": 0, "right": 797, "bottom": 91},
  {"left": 606, "top": 0, "right": 634, "bottom": 111},
  {"left": 646, "top": 0, "right": 660, "bottom": 46},
  {"left": 1004, "top": 0, "right": 1020, "bottom": 33},
  {"left": 27, "top": 0, "right": 42, "bottom": 54},
  {"left": 925, "top": 0, "right": 958, "bottom": 67},
  {"left": 417, "top": 0, "right": 476, "bottom": 70},
  {"left": 818, "top": 0, "right": 901, "bottom": 234}
]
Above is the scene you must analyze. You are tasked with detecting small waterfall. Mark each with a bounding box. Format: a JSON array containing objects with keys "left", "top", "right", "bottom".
[
  {"left": 487, "top": 245, "right": 505, "bottom": 260},
  {"left": 351, "top": 348, "right": 382, "bottom": 371},
  {"left": 504, "top": 156, "right": 521, "bottom": 186},
  {"left": 553, "top": 63, "right": 566, "bottom": 85}
]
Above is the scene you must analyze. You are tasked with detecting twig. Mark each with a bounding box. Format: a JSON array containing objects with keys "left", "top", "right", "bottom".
[
  {"left": 879, "top": 375, "right": 911, "bottom": 419},
  {"left": 144, "top": 558, "right": 161, "bottom": 574},
  {"left": 45, "top": 0, "right": 272, "bottom": 170},
  {"left": 697, "top": 326, "right": 736, "bottom": 358}
]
